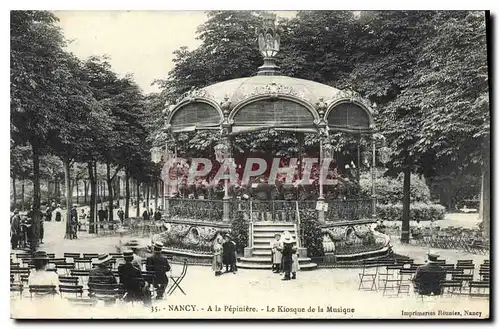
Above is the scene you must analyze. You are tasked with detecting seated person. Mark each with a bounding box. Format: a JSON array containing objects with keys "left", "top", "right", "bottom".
[
  {"left": 412, "top": 251, "right": 446, "bottom": 295},
  {"left": 89, "top": 253, "right": 117, "bottom": 285},
  {"left": 28, "top": 251, "right": 59, "bottom": 296},
  {"left": 118, "top": 250, "right": 151, "bottom": 305}
]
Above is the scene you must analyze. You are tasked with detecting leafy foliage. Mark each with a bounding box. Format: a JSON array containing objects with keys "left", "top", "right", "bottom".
[
  {"left": 377, "top": 203, "right": 446, "bottom": 222},
  {"left": 299, "top": 209, "right": 324, "bottom": 257},
  {"left": 230, "top": 211, "right": 249, "bottom": 254}
]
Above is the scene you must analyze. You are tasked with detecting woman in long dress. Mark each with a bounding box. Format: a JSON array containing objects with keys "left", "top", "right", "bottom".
[
  {"left": 212, "top": 236, "right": 223, "bottom": 276},
  {"left": 270, "top": 234, "right": 282, "bottom": 273}
]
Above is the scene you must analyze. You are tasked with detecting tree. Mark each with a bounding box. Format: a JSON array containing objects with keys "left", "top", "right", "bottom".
[{"left": 11, "top": 11, "right": 68, "bottom": 250}]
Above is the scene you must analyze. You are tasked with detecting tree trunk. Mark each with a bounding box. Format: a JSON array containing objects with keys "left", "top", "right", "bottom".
[
  {"left": 401, "top": 163, "right": 411, "bottom": 244},
  {"left": 12, "top": 176, "right": 17, "bottom": 210},
  {"left": 480, "top": 163, "right": 490, "bottom": 239},
  {"left": 84, "top": 180, "right": 88, "bottom": 204},
  {"left": 76, "top": 179, "right": 79, "bottom": 205},
  {"left": 117, "top": 176, "right": 121, "bottom": 207},
  {"left": 63, "top": 157, "right": 72, "bottom": 239},
  {"left": 136, "top": 181, "right": 140, "bottom": 217},
  {"left": 146, "top": 184, "right": 150, "bottom": 211},
  {"left": 88, "top": 163, "right": 96, "bottom": 234},
  {"left": 125, "top": 171, "right": 130, "bottom": 219},
  {"left": 154, "top": 180, "right": 158, "bottom": 210},
  {"left": 30, "top": 143, "right": 41, "bottom": 252},
  {"left": 21, "top": 181, "right": 25, "bottom": 211},
  {"left": 106, "top": 162, "right": 114, "bottom": 221}
]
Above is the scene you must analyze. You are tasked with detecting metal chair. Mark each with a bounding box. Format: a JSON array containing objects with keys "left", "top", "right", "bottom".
[
  {"left": 168, "top": 259, "right": 188, "bottom": 296},
  {"left": 469, "top": 281, "right": 489, "bottom": 298},
  {"left": 59, "top": 284, "right": 84, "bottom": 298}
]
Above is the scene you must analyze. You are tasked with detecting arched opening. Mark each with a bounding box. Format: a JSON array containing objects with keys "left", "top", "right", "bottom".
[
  {"left": 169, "top": 102, "right": 222, "bottom": 132},
  {"left": 327, "top": 102, "right": 372, "bottom": 131}
]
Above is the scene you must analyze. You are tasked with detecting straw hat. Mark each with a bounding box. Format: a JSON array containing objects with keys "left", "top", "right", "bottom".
[
  {"left": 282, "top": 231, "right": 295, "bottom": 243},
  {"left": 153, "top": 242, "right": 164, "bottom": 251},
  {"left": 94, "top": 253, "right": 113, "bottom": 265},
  {"left": 427, "top": 251, "right": 440, "bottom": 262},
  {"left": 123, "top": 250, "right": 134, "bottom": 259}
]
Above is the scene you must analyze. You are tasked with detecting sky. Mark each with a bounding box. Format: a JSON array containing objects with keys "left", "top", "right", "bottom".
[{"left": 55, "top": 11, "right": 297, "bottom": 94}]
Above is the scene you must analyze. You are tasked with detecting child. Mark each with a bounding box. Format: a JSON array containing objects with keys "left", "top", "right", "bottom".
[
  {"left": 291, "top": 249, "right": 300, "bottom": 279},
  {"left": 270, "top": 234, "right": 282, "bottom": 273}
]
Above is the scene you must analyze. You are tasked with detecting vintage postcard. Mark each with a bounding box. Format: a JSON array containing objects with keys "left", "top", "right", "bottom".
[{"left": 10, "top": 9, "right": 490, "bottom": 319}]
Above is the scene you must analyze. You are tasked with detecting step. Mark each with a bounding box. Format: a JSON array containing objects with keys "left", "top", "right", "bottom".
[
  {"left": 253, "top": 236, "right": 296, "bottom": 244},
  {"left": 239, "top": 256, "right": 313, "bottom": 263},
  {"left": 253, "top": 232, "right": 296, "bottom": 238},
  {"left": 253, "top": 250, "right": 272, "bottom": 256},
  {"left": 237, "top": 262, "right": 318, "bottom": 271}
]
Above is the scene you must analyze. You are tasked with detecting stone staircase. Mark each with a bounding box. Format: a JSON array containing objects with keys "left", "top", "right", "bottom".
[{"left": 237, "top": 222, "right": 317, "bottom": 270}]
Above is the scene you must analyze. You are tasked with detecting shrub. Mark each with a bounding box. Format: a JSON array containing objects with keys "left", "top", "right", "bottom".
[
  {"left": 299, "top": 208, "right": 324, "bottom": 257},
  {"left": 360, "top": 171, "right": 431, "bottom": 204},
  {"left": 377, "top": 202, "right": 446, "bottom": 222},
  {"left": 231, "top": 210, "right": 248, "bottom": 253}
]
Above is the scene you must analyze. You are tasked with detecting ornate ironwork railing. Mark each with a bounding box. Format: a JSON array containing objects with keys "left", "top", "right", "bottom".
[
  {"left": 168, "top": 198, "right": 373, "bottom": 223},
  {"left": 325, "top": 199, "right": 372, "bottom": 221},
  {"left": 169, "top": 198, "right": 224, "bottom": 222}
]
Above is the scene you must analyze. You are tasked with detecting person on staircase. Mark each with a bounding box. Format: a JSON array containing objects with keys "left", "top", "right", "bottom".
[{"left": 270, "top": 233, "right": 282, "bottom": 273}]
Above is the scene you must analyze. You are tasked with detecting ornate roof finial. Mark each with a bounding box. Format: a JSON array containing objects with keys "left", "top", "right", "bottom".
[{"left": 257, "top": 12, "right": 281, "bottom": 76}]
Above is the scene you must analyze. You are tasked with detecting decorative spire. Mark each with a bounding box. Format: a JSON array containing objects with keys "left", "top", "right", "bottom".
[{"left": 257, "top": 12, "right": 281, "bottom": 76}]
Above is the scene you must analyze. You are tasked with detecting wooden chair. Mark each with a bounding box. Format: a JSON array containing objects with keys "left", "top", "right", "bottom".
[
  {"left": 64, "top": 252, "right": 81, "bottom": 262},
  {"left": 440, "top": 280, "right": 463, "bottom": 296},
  {"left": 358, "top": 262, "right": 379, "bottom": 291},
  {"left": 456, "top": 262, "right": 475, "bottom": 275},
  {"left": 29, "top": 285, "right": 57, "bottom": 299},
  {"left": 10, "top": 283, "right": 24, "bottom": 299},
  {"left": 378, "top": 264, "right": 402, "bottom": 288},
  {"left": 48, "top": 258, "right": 67, "bottom": 265},
  {"left": 452, "top": 274, "right": 474, "bottom": 288},
  {"left": 83, "top": 253, "right": 99, "bottom": 260},
  {"left": 469, "top": 281, "right": 489, "bottom": 298},
  {"left": 70, "top": 269, "right": 90, "bottom": 285},
  {"left": 56, "top": 263, "right": 75, "bottom": 275},
  {"left": 74, "top": 258, "right": 92, "bottom": 270},
  {"left": 88, "top": 283, "right": 124, "bottom": 303},
  {"left": 59, "top": 276, "right": 79, "bottom": 285},
  {"left": 59, "top": 284, "right": 84, "bottom": 298},
  {"left": 168, "top": 259, "right": 188, "bottom": 296},
  {"left": 11, "top": 268, "right": 30, "bottom": 283}
]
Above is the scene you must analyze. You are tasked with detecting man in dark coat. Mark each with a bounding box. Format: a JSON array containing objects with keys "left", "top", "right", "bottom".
[
  {"left": 117, "top": 207, "right": 125, "bottom": 223},
  {"left": 412, "top": 251, "right": 446, "bottom": 295},
  {"left": 280, "top": 231, "right": 296, "bottom": 280},
  {"left": 222, "top": 234, "right": 236, "bottom": 273},
  {"left": 142, "top": 209, "right": 150, "bottom": 221},
  {"left": 154, "top": 209, "right": 162, "bottom": 222},
  {"left": 118, "top": 250, "right": 151, "bottom": 305},
  {"left": 10, "top": 209, "right": 21, "bottom": 250},
  {"left": 146, "top": 242, "right": 171, "bottom": 300}
]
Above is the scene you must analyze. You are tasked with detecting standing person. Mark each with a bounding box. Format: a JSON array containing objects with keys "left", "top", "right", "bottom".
[
  {"left": 212, "top": 236, "right": 223, "bottom": 276},
  {"left": 45, "top": 206, "right": 52, "bottom": 222},
  {"left": 118, "top": 250, "right": 151, "bottom": 305},
  {"left": 79, "top": 208, "right": 87, "bottom": 231},
  {"left": 281, "top": 231, "right": 297, "bottom": 281},
  {"left": 55, "top": 205, "right": 62, "bottom": 222},
  {"left": 291, "top": 249, "right": 300, "bottom": 280},
  {"left": 142, "top": 209, "right": 150, "bottom": 222},
  {"left": 146, "top": 242, "right": 171, "bottom": 300},
  {"left": 154, "top": 208, "right": 162, "bottom": 222},
  {"left": 117, "top": 207, "right": 125, "bottom": 223},
  {"left": 270, "top": 234, "right": 282, "bottom": 273},
  {"left": 70, "top": 205, "right": 78, "bottom": 238},
  {"left": 98, "top": 207, "right": 106, "bottom": 228},
  {"left": 222, "top": 234, "right": 236, "bottom": 274},
  {"left": 10, "top": 209, "right": 21, "bottom": 250}
]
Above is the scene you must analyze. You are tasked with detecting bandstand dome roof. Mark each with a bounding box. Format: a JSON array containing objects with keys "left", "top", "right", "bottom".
[{"left": 165, "top": 14, "right": 375, "bottom": 136}]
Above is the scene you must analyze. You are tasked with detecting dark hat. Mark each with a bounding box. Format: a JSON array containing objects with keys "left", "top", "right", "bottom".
[
  {"left": 123, "top": 250, "right": 134, "bottom": 259},
  {"left": 13, "top": 208, "right": 19, "bottom": 214},
  {"left": 224, "top": 233, "right": 231, "bottom": 239},
  {"left": 94, "top": 253, "right": 113, "bottom": 265},
  {"left": 32, "top": 251, "right": 49, "bottom": 260}
]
